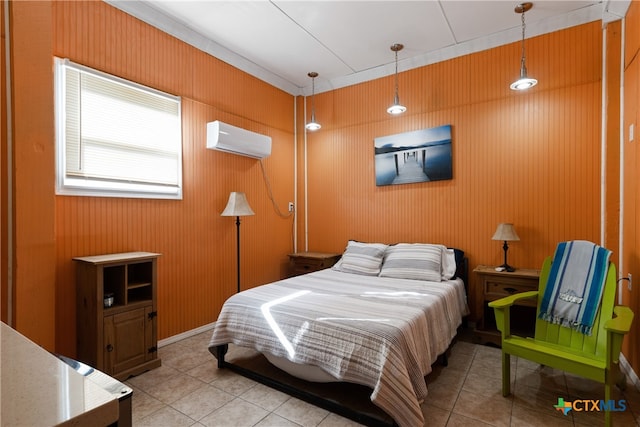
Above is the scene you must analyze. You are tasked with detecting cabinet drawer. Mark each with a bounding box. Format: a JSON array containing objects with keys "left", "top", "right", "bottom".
[
  {"left": 291, "top": 259, "right": 329, "bottom": 276},
  {"left": 292, "top": 263, "right": 318, "bottom": 275},
  {"left": 484, "top": 278, "right": 538, "bottom": 306},
  {"left": 287, "top": 253, "right": 341, "bottom": 277},
  {"left": 295, "top": 258, "right": 326, "bottom": 268}
]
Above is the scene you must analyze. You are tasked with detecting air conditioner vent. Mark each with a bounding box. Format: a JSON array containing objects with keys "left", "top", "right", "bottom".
[{"left": 206, "top": 121, "right": 271, "bottom": 159}]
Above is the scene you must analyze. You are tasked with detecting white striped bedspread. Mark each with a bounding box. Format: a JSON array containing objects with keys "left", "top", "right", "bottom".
[{"left": 208, "top": 268, "right": 469, "bottom": 427}]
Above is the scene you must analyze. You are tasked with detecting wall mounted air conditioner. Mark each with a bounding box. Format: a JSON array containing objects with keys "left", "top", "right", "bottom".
[{"left": 206, "top": 121, "right": 271, "bottom": 159}]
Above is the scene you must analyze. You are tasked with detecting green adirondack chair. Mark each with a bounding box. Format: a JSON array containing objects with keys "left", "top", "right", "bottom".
[{"left": 489, "top": 255, "right": 633, "bottom": 426}]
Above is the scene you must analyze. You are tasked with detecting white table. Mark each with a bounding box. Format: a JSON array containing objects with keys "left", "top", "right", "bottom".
[{"left": 0, "top": 322, "right": 120, "bottom": 426}]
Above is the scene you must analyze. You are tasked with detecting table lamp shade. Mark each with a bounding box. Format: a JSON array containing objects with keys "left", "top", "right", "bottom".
[
  {"left": 492, "top": 223, "right": 520, "bottom": 242},
  {"left": 221, "top": 192, "right": 254, "bottom": 217},
  {"left": 492, "top": 223, "right": 519, "bottom": 272}
]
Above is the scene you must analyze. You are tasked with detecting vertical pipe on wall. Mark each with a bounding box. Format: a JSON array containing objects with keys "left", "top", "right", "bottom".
[
  {"left": 3, "top": 0, "right": 13, "bottom": 326},
  {"left": 618, "top": 17, "right": 626, "bottom": 304},
  {"left": 601, "top": 26, "right": 607, "bottom": 249},
  {"left": 292, "top": 95, "right": 297, "bottom": 253},
  {"left": 303, "top": 96, "right": 309, "bottom": 251}
]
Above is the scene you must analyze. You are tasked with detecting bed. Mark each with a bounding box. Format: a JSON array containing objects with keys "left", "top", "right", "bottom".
[{"left": 208, "top": 242, "right": 469, "bottom": 427}]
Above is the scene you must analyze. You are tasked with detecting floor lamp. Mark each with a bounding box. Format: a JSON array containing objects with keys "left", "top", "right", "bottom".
[{"left": 221, "top": 192, "right": 254, "bottom": 293}]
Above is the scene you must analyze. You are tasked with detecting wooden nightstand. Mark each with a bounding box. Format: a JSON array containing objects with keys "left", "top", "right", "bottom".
[
  {"left": 473, "top": 265, "right": 540, "bottom": 346},
  {"left": 287, "top": 252, "right": 341, "bottom": 277}
]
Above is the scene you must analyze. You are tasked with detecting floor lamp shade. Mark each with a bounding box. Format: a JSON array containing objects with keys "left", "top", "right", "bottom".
[
  {"left": 221, "top": 192, "right": 255, "bottom": 217},
  {"left": 221, "top": 192, "right": 254, "bottom": 293}
]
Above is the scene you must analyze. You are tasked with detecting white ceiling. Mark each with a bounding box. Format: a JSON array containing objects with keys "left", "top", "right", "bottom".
[{"left": 106, "top": 1, "right": 630, "bottom": 96}]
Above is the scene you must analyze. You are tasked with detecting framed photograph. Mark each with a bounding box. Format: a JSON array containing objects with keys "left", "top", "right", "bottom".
[{"left": 374, "top": 124, "right": 452, "bottom": 186}]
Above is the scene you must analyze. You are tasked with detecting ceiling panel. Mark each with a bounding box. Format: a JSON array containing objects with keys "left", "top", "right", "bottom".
[
  {"left": 274, "top": 1, "right": 455, "bottom": 73},
  {"left": 107, "top": 0, "right": 630, "bottom": 95}
]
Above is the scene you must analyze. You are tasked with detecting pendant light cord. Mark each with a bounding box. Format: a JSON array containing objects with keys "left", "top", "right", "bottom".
[
  {"left": 306, "top": 72, "right": 321, "bottom": 129},
  {"left": 510, "top": 2, "right": 536, "bottom": 90},
  {"left": 394, "top": 48, "right": 399, "bottom": 101},
  {"left": 387, "top": 43, "right": 405, "bottom": 113},
  {"left": 520, "top": 7, "right": 527, "bottom": 69},
  {"left": 311, "top": 75, "right": 316, "bottom": 120}
]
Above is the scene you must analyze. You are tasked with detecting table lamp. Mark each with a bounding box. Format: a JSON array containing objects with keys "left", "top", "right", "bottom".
[{"left": 492, "top": 223, "right": 520, "bottom": 272}]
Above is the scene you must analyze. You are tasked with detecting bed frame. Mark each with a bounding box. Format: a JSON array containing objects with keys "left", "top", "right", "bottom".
[
  {"left": 216, "top": 343, "right": 400, "bottom": 426},
  {"left": 214, "top": 343, "right": 458, "bottom": 427},
  {"left": 213, "top": 255, "right": 468, "bottom": 427}
]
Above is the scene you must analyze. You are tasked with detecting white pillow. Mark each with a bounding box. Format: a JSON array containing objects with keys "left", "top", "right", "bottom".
[
  {"left": 441, "top": 246, "right": 457, "bottom": 280},
  {"left": 379, "top": 243, "right": 442, "bottom": 282},
  {"left": 337, "top": 241, "right": 388, "bottom": 276}
]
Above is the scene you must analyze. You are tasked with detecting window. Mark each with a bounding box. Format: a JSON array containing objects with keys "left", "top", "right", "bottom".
[{"left": 54, "top": 58, "right": 182, "bottom": 199}]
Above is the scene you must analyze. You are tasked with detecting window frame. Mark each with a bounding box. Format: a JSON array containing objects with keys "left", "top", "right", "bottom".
[{"left": 54, "top": 57, "right": 183, "bottom": 200}]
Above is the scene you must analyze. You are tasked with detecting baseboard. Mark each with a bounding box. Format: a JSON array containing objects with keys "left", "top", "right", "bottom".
[
  {"left": 158, "top": 321, "right": 216, "bottom": 348},
  {"left": 466, "top": 320, "right": 477, "bottom": 330},
  {"left": 620, "top": 353, "right": 640, "bottom": 392}
]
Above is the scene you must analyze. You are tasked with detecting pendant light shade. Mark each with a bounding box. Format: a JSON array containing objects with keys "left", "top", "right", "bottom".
[
  {"left": 510, "top": 2, "right": 537, "bottom": 91},
  {"left": 305, "top": 72, "right": 321, "bottom": 131},
  {"left": 387, "top": 43, "right": 406, "bottom": 115}
]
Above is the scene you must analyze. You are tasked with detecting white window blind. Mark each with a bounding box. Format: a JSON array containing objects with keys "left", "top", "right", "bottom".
[{"left": 55, "top": 58, "right": 182, "bottom": 199}]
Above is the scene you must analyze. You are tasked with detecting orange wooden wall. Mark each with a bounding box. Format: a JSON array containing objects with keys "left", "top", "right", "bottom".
[
  {"left": 52, "top": 1, "right": 297, "bottom": 355},
  {"left": 296, "top": 19, "right": 634, "bottom": 367},
  {"left": 623, "top": 0, "right": 640, "bottom": 374},
  {"left": 300, "top": 21, "right": 607, "bottom": 269},
  {"left": 5, "top": 0, "right": 637, "bottom": 377},
  {"left": 9, "top": 1, "right": 295, "bottom": 355},
  {"left": 8, "top": 0, "right": 57, "bottom": 348}
]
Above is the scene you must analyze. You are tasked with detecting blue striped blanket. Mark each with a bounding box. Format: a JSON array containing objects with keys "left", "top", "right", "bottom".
[{"left": 538, "top": 240, "right": 611, "bottom": 335}]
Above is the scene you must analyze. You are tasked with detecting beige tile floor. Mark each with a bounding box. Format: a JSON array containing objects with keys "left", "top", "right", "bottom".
[{"left": 126, "top": 330, "right": 640, "bottom": 426}]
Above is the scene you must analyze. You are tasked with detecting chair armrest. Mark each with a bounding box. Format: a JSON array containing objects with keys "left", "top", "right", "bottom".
[
  {"left": 489, "top": 291, "right": 539, "bottom": 337},
  {"left": 605, "top": 306, "right": 634, "bottom": 366},
  {"left": 604, "top": 306, "right": 634, "bottom": 335},
  {"left": 488, "top": 291, "right": 539, "bottom": 309}
]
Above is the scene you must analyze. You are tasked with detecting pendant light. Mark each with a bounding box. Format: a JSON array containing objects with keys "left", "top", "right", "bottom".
[
  {"left": 510, "top": 2, "right": 537, "bottom": 91},
  {"left": 305, "top": 72, "right": 321, "bottom": 131},
  {"left": 387, "top": 43, "right": 406, "bottom": 115}
]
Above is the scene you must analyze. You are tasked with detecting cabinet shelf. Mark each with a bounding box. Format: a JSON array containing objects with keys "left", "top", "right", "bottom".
[
  {"left": 103, "top": 299, "right": 153, "bottom": 315},
  {"left": 74, "top": 252, "right": 161, "bottom": 380},
  {"left": 128, "top": 282, "right": 151, "bottom": 289}
]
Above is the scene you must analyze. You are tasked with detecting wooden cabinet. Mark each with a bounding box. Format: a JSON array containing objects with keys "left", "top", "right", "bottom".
[
  {"left": 473, "top": 265, "right": 540, "bottom": 346},
  {"left": 287, "top": 252, "right": 341, "bottom": 277},
  {"left": 75, "top": 252, "right": 161, "bottom": 380}
]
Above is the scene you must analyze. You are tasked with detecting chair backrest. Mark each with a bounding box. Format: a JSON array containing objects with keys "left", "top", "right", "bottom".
[{"left": 534, "top": 255, "right": 617, "bottom": 358}]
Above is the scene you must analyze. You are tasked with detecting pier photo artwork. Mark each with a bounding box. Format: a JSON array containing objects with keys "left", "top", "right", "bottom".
[{"left": 374, "top": 124, "right": 452, "bottom": 186}]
